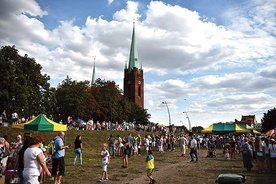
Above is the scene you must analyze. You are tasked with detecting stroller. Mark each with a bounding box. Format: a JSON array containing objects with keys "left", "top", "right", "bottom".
[{"left": 207, "top": 143, "right": 216, "bottom": 157}]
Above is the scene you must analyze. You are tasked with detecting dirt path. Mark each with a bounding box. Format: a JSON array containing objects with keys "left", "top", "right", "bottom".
[
  {"left": 109, "top": 149, "right": 274, "bottom": 184},
  {"left": 117, "top": 150, "right": 215, "bottom": 184},
  {"left": 123, "top": 159, "right": 184, "bottom": 184}
]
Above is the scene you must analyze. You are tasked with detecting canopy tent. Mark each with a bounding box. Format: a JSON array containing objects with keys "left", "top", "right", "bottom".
[
  {"left": 251, "top": 129, "right": 261, "bottom": 135},
  {"left": 238, "top": 124, "right": 254, "bottom": 130},
  {"left": 201, "top": 123, "right": 248, "bottom": 134},
  {"left": 12, "top": 114, "right": 67, "bottom": 132},
  {"left": 238, "top": 124, "right": 261, "bottom": 135}
]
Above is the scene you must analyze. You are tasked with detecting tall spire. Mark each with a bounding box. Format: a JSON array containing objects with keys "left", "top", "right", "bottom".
[
  {"left": 91, "top": 58, "right": 96, "bottom": 86},
  {"left": 128, "top": 20, "right": 139, "bottom": 70}
]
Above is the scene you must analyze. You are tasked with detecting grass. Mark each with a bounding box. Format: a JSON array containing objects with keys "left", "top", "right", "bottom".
[{"left": 1, "top": 127, "right": 275, "bottom": 184}]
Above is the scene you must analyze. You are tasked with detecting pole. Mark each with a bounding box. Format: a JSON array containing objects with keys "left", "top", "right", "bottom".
[
  {"left": 162, "top": 101, "right": 171, "bottom": 126},
  {"left": 183, "top": 111, "right": 191, "bottom": 131}
]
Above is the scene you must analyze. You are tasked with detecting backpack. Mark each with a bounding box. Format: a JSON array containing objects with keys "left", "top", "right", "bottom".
[
  {"left": 109, "top": 137, "right": 115, "bottom": 145},
  {"left": 47, "top": 139, "right": 56, "bottom": 155}
]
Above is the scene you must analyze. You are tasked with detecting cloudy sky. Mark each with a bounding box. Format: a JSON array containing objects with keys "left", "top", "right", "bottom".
[{"left": 0, "top": 0, "right": 275, "bottom": 128}]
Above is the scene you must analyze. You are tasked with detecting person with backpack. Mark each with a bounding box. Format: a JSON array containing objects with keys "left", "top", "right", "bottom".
[{"left": 51, "top": 132, "right": 69, "bottom": 184}]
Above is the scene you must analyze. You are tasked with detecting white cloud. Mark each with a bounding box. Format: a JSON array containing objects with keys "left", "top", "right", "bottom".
[
  {"left": 0, "top": 0, "right": 275, "bottom": 127},
  {"left": 113, "top": 1, "right": 141, "bottom": 21}
]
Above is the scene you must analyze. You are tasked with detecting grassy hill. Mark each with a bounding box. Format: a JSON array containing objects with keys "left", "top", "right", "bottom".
[{"left": 1, "top": 126, "right": 151, "bottom": 183}]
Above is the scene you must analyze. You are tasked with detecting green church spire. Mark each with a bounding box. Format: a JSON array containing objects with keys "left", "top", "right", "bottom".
[{"left": 128, "top": 21, "right": 140, "bottom": 70}]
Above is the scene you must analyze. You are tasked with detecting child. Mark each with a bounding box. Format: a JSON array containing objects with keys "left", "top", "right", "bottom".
[
  {"left": 225, "top": 148, "right": 230, "bottom": 160},
  {"left": 145, "top": 150, "right": 155, "bottom": 184},
  {"left": 100, "top": 143, "right": 110, "bottom": 182}
]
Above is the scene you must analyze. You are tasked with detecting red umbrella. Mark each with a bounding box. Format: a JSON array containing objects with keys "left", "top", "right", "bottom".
[{"left": 265, "top": 129, "right": 275, "bottom": 137}]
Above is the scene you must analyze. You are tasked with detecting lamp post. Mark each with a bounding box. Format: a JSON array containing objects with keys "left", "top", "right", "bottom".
[
  {"left": 162, "top": 101, "right": 171, "bottom": 126},
  {"left": 183, "top": 111, "right": 191, "bottom": 131}
]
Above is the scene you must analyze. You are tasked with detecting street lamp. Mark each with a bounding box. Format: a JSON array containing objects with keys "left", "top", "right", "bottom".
[
  {"left": 183, "top": 111, "right": 191, "bottom": 131},
  {"left": 162, "top": 101, "right": 171, "bottom": 126}
]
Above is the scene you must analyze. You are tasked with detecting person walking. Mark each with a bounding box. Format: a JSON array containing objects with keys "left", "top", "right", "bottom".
[
  {"left": 99, "top": 143, "right": 110, "bottom": 182},
  {"left": 171, "top": 134, "right": 176, "bottom": 151},
  {"left": 137, "top": 134, "right": 142, "bottom": 156},
  {"left": 122, "top": 137, "right": 129, "bottom": 168},
  {"left": 2, "top": 135, "right": 11, "bottom": 173},
  {"left": 117, "top": 135, "right": 123, "bottom": 157},
  {"left": 229, "top": 138, "right": 236, "bottom": 159},
  {"left": 108, "top": 134, "right": 115, "bottom": 158},
  {"left": 1, "top": 110, "right": 7, "bottom": 125},
  {"left": 264, "top": 137, "right": 271, "bottom": 172},
  {"left": 179, "top": 134, "right": 187, "bottom": 157},
  {"left": 242, "top": 138, "right": 253, "bottom": 172},
  {"left": 73, "top": 135, "right": 83, "bottom": 165},
  {"left": 268, "top": 138, "right": 276, "bottom": 173},
  {"left": 127, "top": 133, "right": 134, "bottom": 158},
  {"left": 52, "top": 131, "right": 70, "bottom": 184},
  {"left": 189, "top": 135, "right": 198, "bottom": 162},
  {"left": 23, "top": 135, "right": 51, "bottom": 184},
  {"left": 254, "top": 136, "right": 265, "bottom": 173},
  {"left": 145, "top": 149, "right": 155, "bottom": 184},
  {"left": 13, "top": 137, "right": 33, "bottom": 184}
]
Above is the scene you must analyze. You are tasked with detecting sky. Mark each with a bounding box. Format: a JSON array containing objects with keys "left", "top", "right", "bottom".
[{"left": 0, "top": 0, "right": 275, "bottom": 128}]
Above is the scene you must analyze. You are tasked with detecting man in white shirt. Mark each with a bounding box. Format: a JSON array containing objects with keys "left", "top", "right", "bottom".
[
  {"left": 189, "top": 135, "right": 198, "bottom": 162},
  {"left": 179, "top": 134, "right": 187, "bottom": 157}
]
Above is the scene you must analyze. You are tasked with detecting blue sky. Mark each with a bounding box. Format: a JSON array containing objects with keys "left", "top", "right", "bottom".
[{"left": 0, "top": 0, "right": 275, "bottom": 128}]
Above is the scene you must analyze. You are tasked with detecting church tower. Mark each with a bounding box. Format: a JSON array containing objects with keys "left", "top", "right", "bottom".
[{"left": 124, "top": 22, "right": 144, "bottom": 109}]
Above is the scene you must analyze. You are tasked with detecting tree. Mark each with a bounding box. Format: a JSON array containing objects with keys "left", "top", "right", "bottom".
[
  {"left": 261, "top": 107, "right": 276, "bottom": 132},
  {"left": 89, "top": 78, "right": 150, "bottom": 124},
  {"left": 55, "top": 76, "right": 92, "bottom": 122},
  {"left": 0, "top": 45, "right": 52, "bottom": 119}
]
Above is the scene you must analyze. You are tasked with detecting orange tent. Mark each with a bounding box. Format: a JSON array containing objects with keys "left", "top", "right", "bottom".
[{"left": 265, "top": 129, "right": 275, "bottom": 137}]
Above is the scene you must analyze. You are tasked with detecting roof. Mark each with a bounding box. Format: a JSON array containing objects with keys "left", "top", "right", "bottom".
[{"left": 128, "top": 21, "right": 140, "bottom": 71}]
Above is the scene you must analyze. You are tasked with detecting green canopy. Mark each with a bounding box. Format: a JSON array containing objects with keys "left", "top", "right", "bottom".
[
  {"left": 201, "top": 123, "right": 248, "bottom": 134},
  {"left": 12, "top": 114, "right": 67, "bottom": 132}
]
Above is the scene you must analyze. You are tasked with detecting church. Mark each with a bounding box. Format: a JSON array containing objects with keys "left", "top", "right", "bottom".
[
  {"left": 123, "top": 22, "right": 144, "bottom": 109},
  {"left": 91, "top": 22, "right": 144, "bottom": 109}
]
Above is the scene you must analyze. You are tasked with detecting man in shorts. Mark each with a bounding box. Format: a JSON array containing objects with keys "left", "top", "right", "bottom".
[{"left": 52, "top": 132, "right": 69, "bottom": 184}]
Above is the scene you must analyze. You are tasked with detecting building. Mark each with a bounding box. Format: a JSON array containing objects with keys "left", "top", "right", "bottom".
[
  {"left": 235, "top": 115, "right": 257, "bottom": 127},
  {"left": 123, "top": 22, "right": 144, "bottom": 109}
]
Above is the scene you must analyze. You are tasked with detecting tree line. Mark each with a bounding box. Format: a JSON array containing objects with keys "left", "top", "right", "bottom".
[{"left": 0, "top": 45, "right": 150, "bottom": 124}]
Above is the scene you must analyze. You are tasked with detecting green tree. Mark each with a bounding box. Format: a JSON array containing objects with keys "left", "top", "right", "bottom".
[
  {"left": 129, "top": 103, "right": 150, "bottom": 124},
  {"left": 261, "top": 107, "right": 276, "bottom": 132},
  {"left": 89, "top": 78, "right": 150, "bottom": 124},
  {"left": 0, "top": 45, "right": 52, "bottom": 119},
  {"left": 55, "top": 76, "right": 92, "bottom": 122}
]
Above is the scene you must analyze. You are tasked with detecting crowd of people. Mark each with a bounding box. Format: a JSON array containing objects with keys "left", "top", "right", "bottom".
[
  {"left": 205, "top": 134, "right": 276, "bottom": 173},
  {"left": 0, "top": 132, "right": 69, "bottom": 184},
  {"left": 0, "top": 125, "right": 275, "bottom": 183},
  {"left": 66, "top": 116, "right": 166, "bottom": 133}
]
